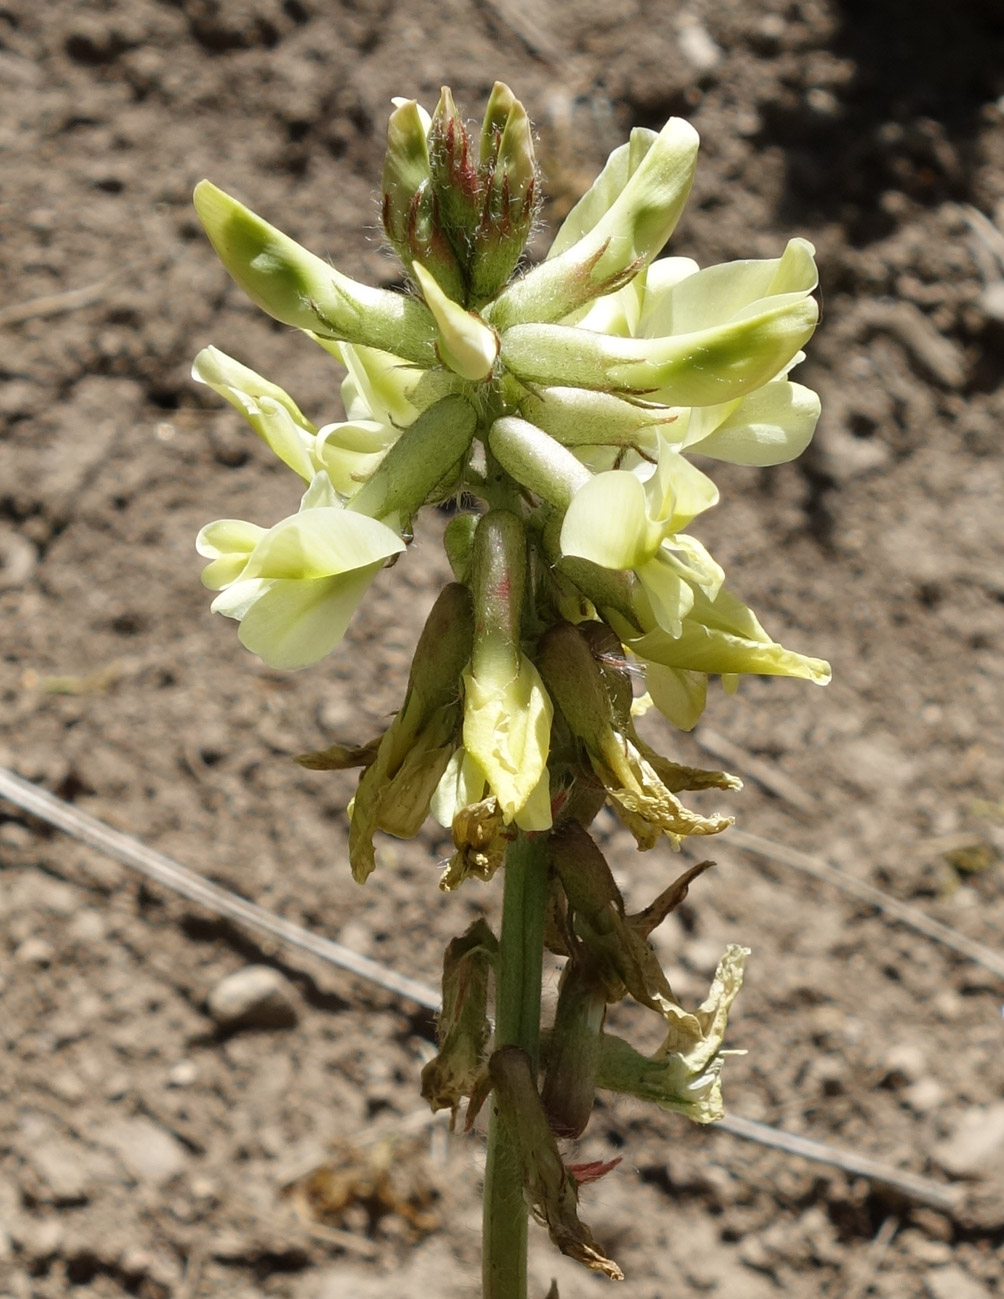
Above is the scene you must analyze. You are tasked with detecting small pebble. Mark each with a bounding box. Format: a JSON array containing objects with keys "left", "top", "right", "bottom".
[
  {"left": 26, "top": 1138, "right": 90, "bottom": 1204},
  {"left": 14, "top": 938, "right": 54, "bottom": 966},
  {"left": 926, "top": 1264, "right": 995, "bottom": 1299},
  {"left": 932, "top": 1103, "right": 1004, "bottom": 1180},
  {"left": 979, "top": 281, "right": 1004, "bottom": 324},
  {"left": 677, "top": 13, "right": 722, "bottom": 72},
  {"left": 903, "top": 1077, "right": 945, "bottom": 1113},
  {"left": 880, "top": 1042, "right": 927, "bottom": 1086},
  {"left": 206, "top": 964, "right": 300, "bottom": 1031},
  {"left": 167, "top": 1059, "right": 199, "bottom": 1088},
  {"left": 66, "top": 908, "right": 107, "bottom": 945},
  {"left": 98, "top": 1116, "right": 187, "bottom": 1186}
]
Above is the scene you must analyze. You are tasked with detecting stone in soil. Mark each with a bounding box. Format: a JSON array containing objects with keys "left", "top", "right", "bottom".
[{"left": 206, "top": 964, "right": 301, "bottom": 1031}]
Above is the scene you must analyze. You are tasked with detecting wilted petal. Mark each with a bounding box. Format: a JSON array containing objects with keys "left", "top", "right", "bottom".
[
  {"left": 420, "top": 918, "right": 497, "bottom": 1117},
  {"left": 595, "top": 944, "right": 749, "bottom": 1123}
]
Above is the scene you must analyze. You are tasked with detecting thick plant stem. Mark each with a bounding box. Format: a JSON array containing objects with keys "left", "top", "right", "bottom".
[{"left": 483, "top": 830, "right": 550, "bottom": 1299}]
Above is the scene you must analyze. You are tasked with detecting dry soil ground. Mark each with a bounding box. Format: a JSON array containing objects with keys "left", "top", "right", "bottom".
[{"left": 2, "top": 2, "right": 1004, "bottom": 1297}]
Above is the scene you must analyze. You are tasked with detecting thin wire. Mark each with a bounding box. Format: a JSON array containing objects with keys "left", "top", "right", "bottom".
[
  {"left": 0, "top": 767, "right": 966, "bottom": 1212},
  {"left": 0, "top": 765, "right": 441, "bottom": 1012}
]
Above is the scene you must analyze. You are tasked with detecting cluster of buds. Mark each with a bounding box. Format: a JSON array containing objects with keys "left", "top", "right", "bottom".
[{"left": 193, "top": 84, "right": 829, "bottom": 1281}]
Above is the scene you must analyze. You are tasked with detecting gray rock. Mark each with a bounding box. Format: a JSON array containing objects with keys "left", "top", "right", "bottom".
[
  {"left": 98, "top": 1117, "right": 187, "bottom": 1186},
  {"left": 979, "top": 281, "right": 1004, "bottom": 324},
  {"left": 206, "top": 965, "right": 300, "bottom": 1031},
  {"left": 26, "top": 1138, "right": 90, "bottom": 1204},
  {"left": 932, "top": 1103, "right": 1004, "bottom": 1180},
  {"left": 926, "top": 1264, "right": 995, "bottom": 1299},
  {"left": 17, "top": 1215, "right": 64, "bottom": 1262},
  {"left": 13, "top": 938, "right": 54, "bottom": 966}
]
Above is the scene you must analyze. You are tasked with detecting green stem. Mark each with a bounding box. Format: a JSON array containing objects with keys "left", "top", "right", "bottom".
[{"left": 483, "top": 830, "right": 550, "bottom": 1299}]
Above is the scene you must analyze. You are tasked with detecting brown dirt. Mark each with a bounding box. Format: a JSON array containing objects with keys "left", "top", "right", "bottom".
[{"left": 3, "top": 2, "right": 1004, "bottom": 1296}]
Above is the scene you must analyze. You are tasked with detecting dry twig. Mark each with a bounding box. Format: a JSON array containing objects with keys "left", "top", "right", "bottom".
[{"left": 0, "top": 274, "right": 119, "bottom": 327}]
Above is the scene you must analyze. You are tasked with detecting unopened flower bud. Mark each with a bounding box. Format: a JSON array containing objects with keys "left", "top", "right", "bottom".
[
  {"left": 519, "top": 386, "right": 672, "bottom": 455},
  {"left": 382, "top": 98, "right": 433, "bottom": 254},
  {"left": 542, "top": 961, "right": 606, "bottom": 1138},
  {"left": 381, "top": 99, "right": 469, "bottom": 302},
  {"left": 348, "top": 393, "right": 476, "bottom": 529},
  {"left": 487, "top": 416, "right": 589, "bottom": 510},
  {"left": 428, "top": 87, "right": 483, "bottom": 262},
  {"left": 471, "top": 82, "right": 538, "bottom": 300}
]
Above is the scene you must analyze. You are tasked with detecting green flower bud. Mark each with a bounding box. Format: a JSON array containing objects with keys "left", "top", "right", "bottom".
[
  {"left": 429, "top": 86, "right": 483, "bottom": 264},
  {"left": 348, "top": 393, "right": 477, "bottom": 529},
  {"left": 420, "top": 918, "right": 497, "bottom": 1117},
  {"left": 471, "top": 82, "right": 538, "bottom": 301},
  {"left": 381, "top": 98, "right": 432, "bottom": 256},
  {"left": 193, "top": 181, "right": 437, "bottom": 365},
  {"left": 382, "top": 99, "right": 469, "bottom": 303},
  {"left": 487, "top": 416, "right": 589, "bottom": 510},
  {"left": 541, "top": 960, "right": 606, "bottom": 1138},
  {"left": 519, "top": 386, "right": 672, "bottom": 454}
]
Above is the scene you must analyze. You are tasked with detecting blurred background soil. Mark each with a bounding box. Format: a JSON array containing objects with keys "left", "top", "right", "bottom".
[{"left": 2, "top": 1, "right": 1004, "bottom": 1296}]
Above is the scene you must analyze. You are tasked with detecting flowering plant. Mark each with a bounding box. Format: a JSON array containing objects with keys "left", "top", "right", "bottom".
[{"left": 193, "top": 84, "right": 828, "bottom": 1296}]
